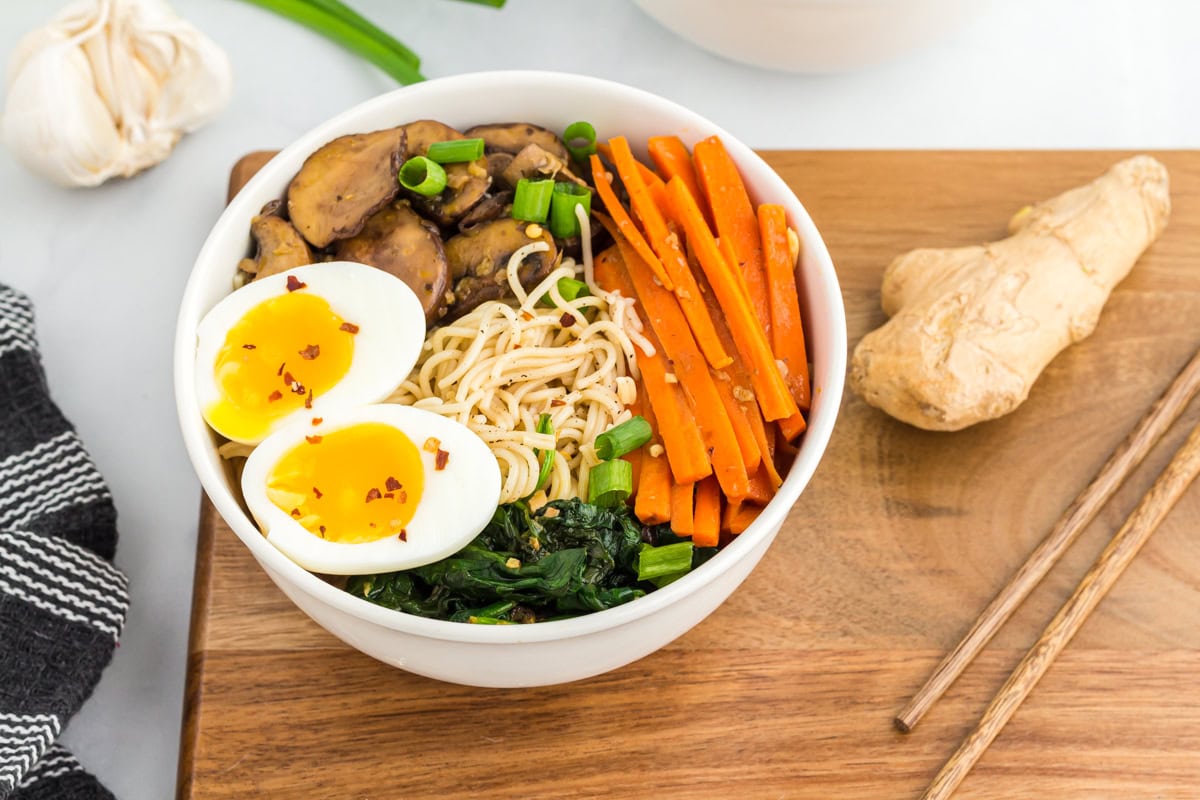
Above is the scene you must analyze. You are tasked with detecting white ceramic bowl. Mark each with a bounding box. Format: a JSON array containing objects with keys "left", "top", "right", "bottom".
[
  {"left": 631, "top": 0, "right": 993, "bottom": 73},
  {"left": 174, "top": 71, "right": 846, "bottom": 687}
]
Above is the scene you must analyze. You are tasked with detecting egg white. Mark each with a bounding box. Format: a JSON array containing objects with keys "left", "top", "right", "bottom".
[
  {"left": 241, "top": 403, "right": 502, "bottom": 575},
  {"left": 194, "top": 261, "right": 426, "bottom": 444}
]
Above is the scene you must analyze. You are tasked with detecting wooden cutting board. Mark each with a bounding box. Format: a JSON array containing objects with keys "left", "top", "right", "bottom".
[{"left": 178, "top": 151, "right": 1200, "bottom": 800}]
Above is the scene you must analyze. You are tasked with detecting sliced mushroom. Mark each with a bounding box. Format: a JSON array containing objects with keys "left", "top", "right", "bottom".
[
  {"left": 241, "top": 200, "right": 314, "bottom": 280},
  {"left": 485, "top": 152, "right": 514, "bottom": 186},
  {"left": 333, "top": 201, "right": 450, "bottom": 326},
  {"left": 400, "top": 120, "right": 490, "bottom": 226},
  {"left": 457, "top": 190, "right": 513, "bottom": 232},
  {"left": 500, "top": 143, "right": 586, "bottom": 190},
  {"left": 444, "top": 218, "right": 559, "bottom": 319},
  {"left": 464, "top": 122, "right": 569, "bottom": 162},
  {"left": 286, "top": 127, "right": 406, "bottom": 248}
]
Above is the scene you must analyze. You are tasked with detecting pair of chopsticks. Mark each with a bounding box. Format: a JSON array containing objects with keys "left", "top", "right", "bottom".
[{"left": 899, "top": 347, "right": 1200, "bottom": 800}]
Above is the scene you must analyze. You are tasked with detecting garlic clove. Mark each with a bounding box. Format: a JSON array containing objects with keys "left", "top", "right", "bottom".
[{"left": 1, "top": 0, "right": 233, "bottom": 188}]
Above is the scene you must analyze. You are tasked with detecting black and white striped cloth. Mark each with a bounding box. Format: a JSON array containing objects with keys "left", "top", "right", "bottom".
[{"left": 0, "top": 285, "right": 129, "bottom": 800}]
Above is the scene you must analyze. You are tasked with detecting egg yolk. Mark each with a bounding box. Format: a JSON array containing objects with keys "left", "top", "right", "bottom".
[
  {"left": 207, "top": 290, "right": 356, "bottom": 442},
  {"left": 264, "top": 422, "right": 426, "bottom": 544}
]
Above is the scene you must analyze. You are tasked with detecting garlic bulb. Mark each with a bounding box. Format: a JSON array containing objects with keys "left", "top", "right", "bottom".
[{"left": 2, "top": 0, "right": 233, "bottom": 187}]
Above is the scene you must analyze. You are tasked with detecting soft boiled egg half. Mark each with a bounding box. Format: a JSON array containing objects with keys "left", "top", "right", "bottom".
[
  {"left": 194, "top": 261, "right": 425, "bottom": 445},
  {"left": 241, "top": 403, "right": 501, "bottom": 574}
]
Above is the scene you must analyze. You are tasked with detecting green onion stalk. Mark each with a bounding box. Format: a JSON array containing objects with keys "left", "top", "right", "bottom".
[{"left": 237, "top": 0, "right": 507, "bottom": 85}]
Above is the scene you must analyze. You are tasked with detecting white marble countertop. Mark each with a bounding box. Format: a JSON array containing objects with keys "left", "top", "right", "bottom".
[{"left": 1, "top": 0, "right": 1197, "bottom": 796}]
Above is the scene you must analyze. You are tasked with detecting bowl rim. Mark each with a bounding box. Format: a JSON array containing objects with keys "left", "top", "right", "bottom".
[{"left": 173, "top": 69, "right": 847, "bottom": 645}]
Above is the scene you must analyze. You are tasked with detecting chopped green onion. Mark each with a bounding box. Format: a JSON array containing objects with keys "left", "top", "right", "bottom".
[
  {"left": 636, "top": 541, "right": 694, "bottom": 581},
  {"left": 555, "top": 277, "right": 590, "bottom": 302},
  {"left": 526, "top": 413, "right": 555, "bottom": 497},
  {"left": 537, "top": 277, "right": 591, "bottom": 308},
  {"left": 587, "top": 457, "right": 632, "bottom": 507},
  {"left": 512, "top": 178, "right": 555, "bottom": 223},
  {"left": 427, "top": 138, "right": 485, "bottom": 163},
  {"left": 455, "top": 0, "right": 507, "bottom": 6},
  {"left": 563, "top": 120, "right": 597, "bottom": 161},
  {"left": 398, "top": 156, "right": 446, "bottom": 196},
  {"left": 594, "top": 415, "right": 652, "bottom": 461},
  {"left": 237, "top": 0, "right": 425, "bottom": 85},
  {"left": 549, "top": 182, "right": 592, "bottom": 239}
]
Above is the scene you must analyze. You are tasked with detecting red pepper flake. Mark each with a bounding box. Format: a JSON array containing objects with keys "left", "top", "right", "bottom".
[
  {"left": 312, "top": 487, "right": 323, "bottom": 499},
  {"left": 435, "top": 448, "right": 450, "bottom": 471},
  {"left": 305, "top": 435, "right": 322, "bottom": 444},
  {"left": 385, "top": 476, "right": 402, "bottom": 492},
  {"left": 340, "top": 322, "right": 360, "bottom": 334},
  {"left": 305, "top": 390, "right": 314, "bottom": 410},
  {"left": 365, "top": 487, "right": 382, "bottom": 503},
  {"left": 267, "top": 390, "right": 283, "bottom": 403},
  {"left": 286, "top": 275, "right": 306, "bottom": 292},
  {"left": 398, "top": 490, "right": 408, "bottom": 504},
  {"left": 283, "top": 371, "right": 295, "bottom": 385},
  {"left": 299, "top": 344, "right": 320, "bottom": 360},
  {"left": 242, "top": 344, "right": 256, "bottom": 350},
  {"left": 560, "top": 312, "right": 576, "bottom": 328},
  {"left": 383, "top": 492, "right": 394, "bottom": 499},
  {"left": 318, "top": 525, "right": 326, "bottom": 538},
  {"left": 520, "top": 311, "right": 534, "bottom": 321},
  {"left": 277, "top": 362, "right": 286, "bottom": 377},
  {"left": 398, "top": 529, "right": 408, "bottom": 542},
  {"left": 423, "top": 436, "right": 441, "bottom": 453},
  {"left": 290, "top": 508, "right": 301, "bottom": 518},
  {"left": 369, "top": 522, "right": 377, "bottom": 528},
  {"left": 290, "top": 380, "right": 307, "bottom": 396},
  {"left": 311, "top": 416, "right": 323, "bottom": 426},
  {"left": 550, "top": 398, "right": 565, "bottom": 407}
]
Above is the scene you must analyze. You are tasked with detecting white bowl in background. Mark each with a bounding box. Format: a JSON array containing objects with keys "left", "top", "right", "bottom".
[
  {"left": 174, "top": 71, "right": 847, "bottom": 687},
  {"left": 631, "top": 0, "right": 993, "bottom": 73}
]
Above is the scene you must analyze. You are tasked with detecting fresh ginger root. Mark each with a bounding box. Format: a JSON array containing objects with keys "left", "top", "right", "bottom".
[{"left": 850, "top": 155, "right": 1170, "bottom": 431}]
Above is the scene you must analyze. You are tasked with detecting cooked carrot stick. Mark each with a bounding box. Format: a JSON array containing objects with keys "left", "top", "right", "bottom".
[
  {"left": 718, "top": 234, "right": 751, "bottom": 302},
  {"left": 694, "top": 136, "right": 771, "bottom": 337},
  {"left": 688, "top": 243, "right": 762, "bottom": 473},
  {"left": 778, "top": 412, "right": 807, "bottom": 441},
  {"left": 666, "top": 176, "right": 799, "bottom": 422},
  {"left": 608, "top": 136, "right": 732, "bottom": 370},
  {"left": 590, "top": 154, "right": 673, "bottom": 290},
  {"left": 748, "top": 409, "right": 784, "bottom": 490},
  {"left": 692, "top": 475, "right": 721, "bottom": 547},
  {"left": 597, "top": 141, "right": 663, "bottom": 189},
  {"left": 633, "top": 401, "right": 672, "bottom": 525},
  {"left": 743, "top": 463, "right": 775, "bottom": 505},
  {"left": 759, "top": 203, "right": 812, "bottom": 414},
  {"left": 647, "top": 135, "right": 712, "bottom": 229},
  {"left": 670, "top": 481, "right": 695, "bottom": 536},
  {"left": 725, "top": 502, "right": 762, "bottom": 535},
  {"left": 592, "top": 241, "right": 711, "bottom": 484},
  {"left": 635, "top": 446, "right": 672, "bottom": 525},
  {"left": 607, "top": 225, "right": 749, "bottom": 499}
]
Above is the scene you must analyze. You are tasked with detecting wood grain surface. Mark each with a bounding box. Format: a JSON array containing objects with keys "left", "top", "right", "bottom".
[{"left": 179, "top": 151, "right": 1200, "bottom": 800}]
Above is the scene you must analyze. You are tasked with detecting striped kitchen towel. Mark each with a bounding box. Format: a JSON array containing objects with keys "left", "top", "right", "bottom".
[{"left": 0, "top": 285, "right": 129, "bottom": 800}]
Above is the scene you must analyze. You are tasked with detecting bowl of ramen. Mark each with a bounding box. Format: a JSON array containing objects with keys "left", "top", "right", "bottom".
[{"left": 174, "top": 71, "right": 846, "bottom": 687}]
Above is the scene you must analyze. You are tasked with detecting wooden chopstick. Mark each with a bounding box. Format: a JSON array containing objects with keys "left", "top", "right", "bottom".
[
  {"left": 920, "top": 417, "right": 1200, "bottom": 799},
  {"left": 896, "top": 346, "right": 1200, "bottom": 733}
]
